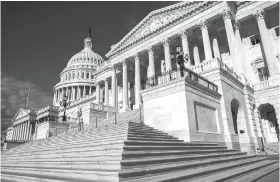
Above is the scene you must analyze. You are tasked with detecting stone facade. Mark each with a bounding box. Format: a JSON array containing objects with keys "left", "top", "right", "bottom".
[{"left": 6, "top": 2, "right": 279, "bottom": 153}]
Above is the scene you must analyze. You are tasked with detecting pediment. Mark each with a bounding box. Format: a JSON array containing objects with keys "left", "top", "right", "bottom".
[
  {"left": 12, "top": 108, "right": 30, "bottom": 121},
  {"left": 107, "top": 1, "right": 211, "bottom": 57}
]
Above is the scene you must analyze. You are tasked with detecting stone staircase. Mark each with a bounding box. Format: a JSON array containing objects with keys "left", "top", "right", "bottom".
[
  {"left": 265, "top": 142, "right": 279, "bottom": 154},
  {"left": 1, "top": 109, "right": 279, "bottom": 182}
]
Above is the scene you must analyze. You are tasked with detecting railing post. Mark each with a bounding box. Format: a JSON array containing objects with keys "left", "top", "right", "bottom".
[
  {"left": 96, "top": 117, "right": 98, "bottom": 128},
  {"left": 114, "top": 112, "right": 117, "bottom": 124}
]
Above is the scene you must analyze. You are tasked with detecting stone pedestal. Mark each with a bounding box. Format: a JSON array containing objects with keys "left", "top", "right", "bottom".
[{"left": 141, "top": 77, "right": 224, "bottom": 144}]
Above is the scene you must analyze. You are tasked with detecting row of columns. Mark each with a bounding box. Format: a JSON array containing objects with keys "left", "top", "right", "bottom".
[
  {"left": 12, "top": 121, "right": 32, "bottom": 141},
  {"left": 54, "top": 85, "right": 94, "bottom": 104}
]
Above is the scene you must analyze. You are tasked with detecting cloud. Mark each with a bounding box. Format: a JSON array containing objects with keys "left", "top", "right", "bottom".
[{"left": 1, "top": 72, "right": 53, "bottom": 133}]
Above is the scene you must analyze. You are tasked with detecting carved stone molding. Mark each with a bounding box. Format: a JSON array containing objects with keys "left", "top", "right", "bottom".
[
  {"left": 178, "top": 30, "right": 188, "bottom": 39},
  {"left": 134, "top": 53, "right": 140, "bottom": 60},
  {"left": 161, "top": 38, "right": 170, "bottom": 47},
  {"left": 221, "top": 9, "right": 233, "bottom": 21},
  {"left": 198, "top": 20, "right": 209, "bottom": 30},
  {"left": 234, "top": 20, "right": 241, "bottom": 30},
  {"left": 147, "top": 46, "right": 154, "bottom": 55},
  {"left": 253, "top": 8, "right": 265, "bottom": 20}
]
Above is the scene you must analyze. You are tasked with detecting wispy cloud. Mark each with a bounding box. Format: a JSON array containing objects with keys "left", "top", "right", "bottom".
[{"left": 1, "top": 72, "right": 53, "bottom": 132}]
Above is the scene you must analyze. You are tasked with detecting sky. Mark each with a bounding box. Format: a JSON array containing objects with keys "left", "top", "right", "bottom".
[{"left": 1, "top": 1, "right": 178, "bottom": 132}]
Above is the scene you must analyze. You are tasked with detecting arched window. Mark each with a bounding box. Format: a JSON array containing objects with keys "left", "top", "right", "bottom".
[
  {"left": 69, "top": 73, "right": 71, "bottom": 80},
  {"left": 77, "top": 72, "right": 80, "bottom": 79},
  {"left": 73, "top": 73, "right": 75, "bottom": 79},
  {"left": 65, "top": 74, "right": 67, "bottom": 80},
  {"left": 82, "top": 72, "right": 84, "bottom": 79},
  {"left": 87, "top": 72, "right": 89, "bottom": 79}
]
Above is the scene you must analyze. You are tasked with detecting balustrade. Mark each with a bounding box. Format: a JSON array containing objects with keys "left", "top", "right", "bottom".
[{"left": 143, "top": 67, "right": 218, "bottom": 92}]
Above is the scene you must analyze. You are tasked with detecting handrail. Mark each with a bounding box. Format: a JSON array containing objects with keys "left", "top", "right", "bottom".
[{"left": 143, "top": 67, "right": 218, "bottom": 92}]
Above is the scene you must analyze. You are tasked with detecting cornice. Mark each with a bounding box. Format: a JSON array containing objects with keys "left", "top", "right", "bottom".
[{"left": 106, "top": 1, "right": 220, "bottom": 58}]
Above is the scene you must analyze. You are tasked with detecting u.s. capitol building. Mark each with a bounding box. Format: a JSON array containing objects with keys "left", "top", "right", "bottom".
[{"left": 6, "top": 1, "right": 279, "bottom": 155}]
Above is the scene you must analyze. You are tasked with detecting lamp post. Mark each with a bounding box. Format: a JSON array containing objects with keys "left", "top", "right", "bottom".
[
  {"left": 176, "top": 46, "right": 190, "bottom": 77},
  {"left": 60, "top": 91, "right": 71, "bottom": 122},
  {"left": 77, "top": 108, "right": 83, "bottom": 131}
]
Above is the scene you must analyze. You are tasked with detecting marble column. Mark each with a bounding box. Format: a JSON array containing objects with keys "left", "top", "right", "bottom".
[
  {"left": 105, "top": 79, "right": 109, "bottom": 105},
  {"left": 193, "top": 46, "right": 201, "bottom": 65},
  {"left": 89, "top": 86, "right": 92, "bottom": 95},
  {"left": 122, "top": 59, "right": 129, "bottom": 110},
  {"left": 24, "top": 121, "right": 29, "bottom": 141},
  {"left": 199, "top": 20, "right": 213, "bottom": 60},
  {"left": 162, "top": 39, "right": 172, "bottom": 71},
  {"left": 28, "top": 122, "right": 32, "bottom": 140},
  {"left": 83, "top": 86, "right": 86, "bottom": 97},
  {"left": 111, "top": 66, "right": 117, "bottom": 107},
  {"left": 212, "top": 37, "right": 221, "bottom": 61},
  {"left": 254, "top": 9, "right": 278, "bottom": 76},
  {"left": 180, "top": 30, "right": 191, "bottom": 67},
  {"left": 96, "top": 83, "right": 100, "bottom": 104},
  {"left": 148, "top": 46, "right": 155, "bottom": 77},
  {"left": 15, "top": 125, "right": 19, "bottom": 141},
  {"left": 234, "top": 21, "right": 247, "bottom": 75},
  {"left": 53, "top": 91, "right": 56, "bottom": 105},
  {"left": 19, "top": 123, "right": 23, "bottom": 141},
  {"left": 222, "top": 10, "right": 235, "bottom": 58},
  {"left": 34, "top": 121, "right": 38, "bottom": 140},
  {"left": 25, "top": 121, "right": 30, "bottom": 141},
  {"left": 78, "top": 86, "right": 81, "bottom": 99},
  {"left": 134, "top": 54, "right": 141, "bottom": 108},
  {"left": 12, "top": 125, "right": 17, "bottom": 140}
]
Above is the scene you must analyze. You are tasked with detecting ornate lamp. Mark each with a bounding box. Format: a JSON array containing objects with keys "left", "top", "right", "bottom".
[
  {"left": 176, "top": 46, "right": 189, "bottom": 77},
  {"left": 60, "top": 91, "right": 71, "bottom": 122}
]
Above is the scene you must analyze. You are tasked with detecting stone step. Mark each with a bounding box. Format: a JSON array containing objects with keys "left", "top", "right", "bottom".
[
  {"left": 121, "top": 156, "right": 267, "bottom": 181},
  {"left": 2, "top": 148, "right": 124, "bottom": 160},
  {"left": 121, "top": 149, "right": 238, "bottom": 159},
  {"left": 123, "top": 145, "right": 227, "bottom": 151},
  {"left": 1, "top": 167, "right": 119, "bottom": 182},
  {"left": 2, "top": 150, "right": 240, "bottom": 164},
  {"left": 121, "top": 152, "right": 246, "bottom": 168},
  {"left": 188, "top": 160, "right": 277, "bottom": 182},
  {"left": 124, "top": 140, "right": 217, "bottom": 146},
  {"left": 9, "top": 135, "right": 128, "bottom": 153},
  {"left": 229, "top": 162, "right": 279, "bottom": 182},
  {"left": 2, "top": 160, "right": 122, "bottom": 170},
  {"left": 2, "top": 148, "right": 234, "bottom": 161},
  {"left": 2, "top": 153, "right": 248, "bottom": 173},
  {"left": 1, "top": 173, "right": 68, "bottom": 182},
  {"left": 2, "top": 144, "right": 124, "bottom": 158}
]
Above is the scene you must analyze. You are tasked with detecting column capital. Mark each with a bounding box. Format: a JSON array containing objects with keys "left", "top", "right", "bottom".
[
  {"left": 161, "top": 38, "right": 170, "bottom": 47},
  {"left": 122, "top": 58, "right": 128, "bottom": 65},
  {"left": 198, "top": 20, "right": 209, "bottom": 30},
  {"left": 178, "top": 30, "right": 188, "bottom": 38},
  {"left": 105, "top": 78, "right": 110, "bottom": 82},
  {"left": 221, "top": 9, "right": 233, "bottom": 21},
  {"left": 234, "top": 20, "right": 241, "bottom": 30},
  {"left": 147, "top": 46, "right": 154, "bottom": 54},
  {"left": 253, "top": 8, "right": 265, "bottom": 20},
  {"left": 134, "top": 53, "right": 139, "bottom": 60}
]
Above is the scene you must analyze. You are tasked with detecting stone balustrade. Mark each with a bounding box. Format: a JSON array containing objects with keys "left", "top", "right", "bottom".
[
  {"left": 60, "top": 93, "right": 96, "bottom": 111},
  {"left": 190, "top": 58, "right": 242, "bottom": 83},
  {"left": 254, "top": 76, "right": 280, "bottom": 90}
]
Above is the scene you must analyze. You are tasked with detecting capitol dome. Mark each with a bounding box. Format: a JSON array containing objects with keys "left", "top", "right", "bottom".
[
  {"left": 66, "top": 38, "right": 104, "bottom": 68},
  {"left": 53, "top": 28, "right": 102, "bottom": 106}
]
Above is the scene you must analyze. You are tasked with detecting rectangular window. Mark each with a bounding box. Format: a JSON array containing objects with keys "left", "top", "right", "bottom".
[{"left": 250, "top": 34, "right": 260, "bottom": 46}]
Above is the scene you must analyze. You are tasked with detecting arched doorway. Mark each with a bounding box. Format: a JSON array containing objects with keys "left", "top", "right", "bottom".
[
  {"left": 259, "top": 104, "right": 279, "bottom": 142},
  {"left": 231, "top": 99, "right": 239, "bottom": 135}
]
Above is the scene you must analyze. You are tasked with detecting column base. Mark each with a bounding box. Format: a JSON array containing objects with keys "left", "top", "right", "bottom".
[{"left": 120, "top": 106, "right": 130, "bottom": 113}]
